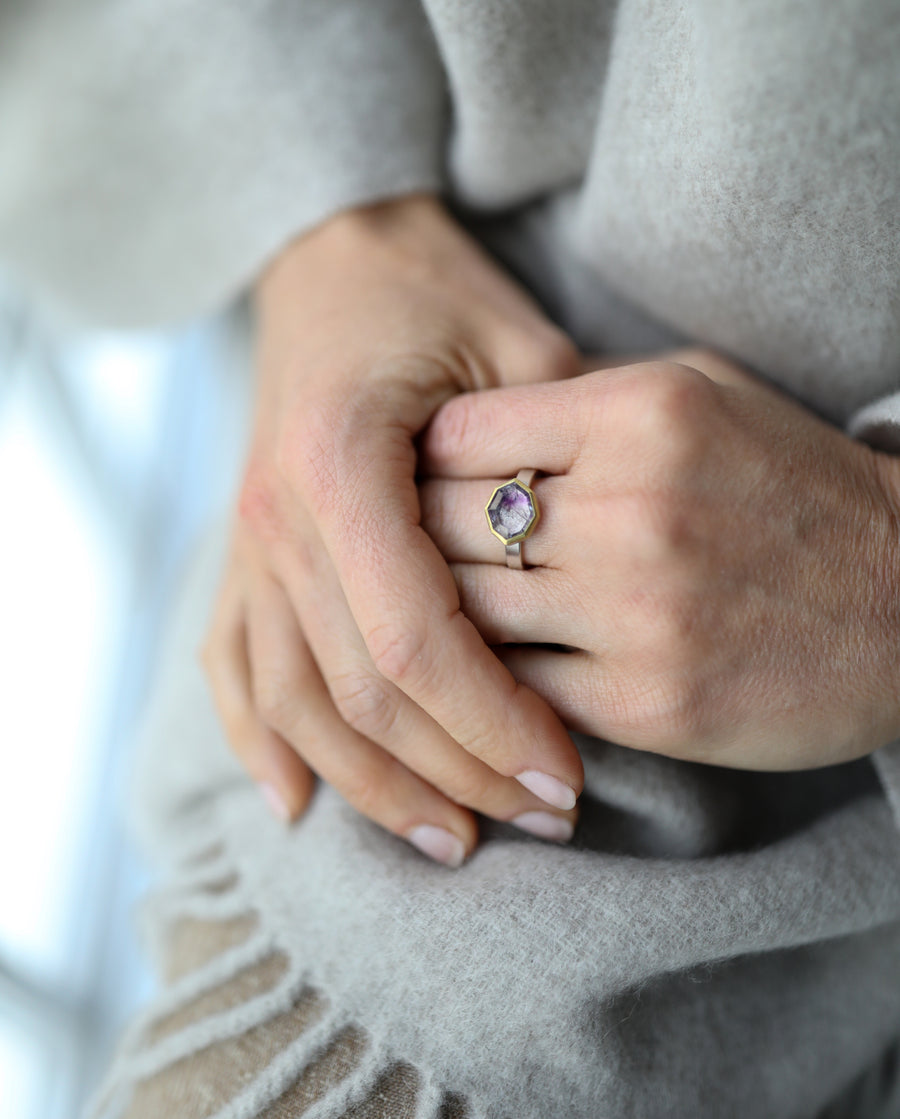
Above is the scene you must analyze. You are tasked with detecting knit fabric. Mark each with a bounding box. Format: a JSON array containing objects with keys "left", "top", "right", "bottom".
[
  {"left": 2, "top": 0, "right": 899, "bottom": 428},
  {"left": 3, "top": 1, "right": 900, "bottom": 1115},
  {"left": 86, "top": 525, "right": 900, "bottom": 1117}
]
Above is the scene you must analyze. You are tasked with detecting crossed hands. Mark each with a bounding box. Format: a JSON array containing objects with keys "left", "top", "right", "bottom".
[{"left": 202, "top": 194, "right": 900, "bottom": 866}]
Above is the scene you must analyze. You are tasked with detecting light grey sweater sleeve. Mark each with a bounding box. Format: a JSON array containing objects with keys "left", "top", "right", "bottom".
[
  {"left": 846, "top": 394, "right": 900, "bottom": 830},
  {"left": 847, "top": 391, "right": 900, "bottom": 453},
  {"left": 0, "top": 0, "right": 446, "bottom": 326}
]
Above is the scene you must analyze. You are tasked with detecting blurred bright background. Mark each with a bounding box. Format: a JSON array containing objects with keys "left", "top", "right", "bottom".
[{"left": 0, "top": 276, "right": 250, "bottom": 1119}]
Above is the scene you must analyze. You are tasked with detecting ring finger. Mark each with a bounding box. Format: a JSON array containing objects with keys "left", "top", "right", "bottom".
[
  {"left": 275, "top": 533, "right": 580, "bottom": 829},
  {"left": 245, "top": 569, "right": 484, "bottom": 864},
  {"left": 419, "top": 475, "right": 567, "bottom": 567}
]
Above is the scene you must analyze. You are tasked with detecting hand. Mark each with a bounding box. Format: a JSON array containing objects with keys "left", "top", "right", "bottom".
[
  {"left": 419, "top": 349, "right": 900, "bottom": 770},
  {"left": 201, "top": 195, "right": 584, "bottom": 866}
]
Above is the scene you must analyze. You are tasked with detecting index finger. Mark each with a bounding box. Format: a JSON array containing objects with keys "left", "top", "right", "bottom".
[
  {"left": 420, "top": 378, "right": 587, "bottom": 479},
  {"left": 316, "top": 421, "right": 584, "bottom": 810}
]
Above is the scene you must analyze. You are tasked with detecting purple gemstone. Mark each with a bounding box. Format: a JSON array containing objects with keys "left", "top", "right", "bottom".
[{"left": 486, "top": 481, "right": 536, "bottom": 541}]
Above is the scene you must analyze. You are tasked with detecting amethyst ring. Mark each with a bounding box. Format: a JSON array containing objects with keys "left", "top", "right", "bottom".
[{"left": 485, "top": 468, "right": 540, "bottom": 569}]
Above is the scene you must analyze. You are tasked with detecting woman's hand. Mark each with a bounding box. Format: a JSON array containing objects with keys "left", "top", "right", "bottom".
[
  {"left": 420, "top": 349, "right": 900, "bottom": 770},
  {"left": 201, "top": 195, "right": 584, "bottom": 866}
]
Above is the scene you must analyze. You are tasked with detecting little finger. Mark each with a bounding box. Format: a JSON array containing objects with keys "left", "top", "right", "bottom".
[
  {"left": 278, "top": 550, "right": 580, "bottom": 833},
  {"left": 245, "top": 571, "right": 483, "bottom": 866},
  {"left": 202, "top": 580, "right": 315, "bottom": 820}
]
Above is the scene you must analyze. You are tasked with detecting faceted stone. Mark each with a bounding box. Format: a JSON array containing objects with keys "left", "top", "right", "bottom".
[{"left": 486, "top": 480, "right": 537, "bottom": 542}]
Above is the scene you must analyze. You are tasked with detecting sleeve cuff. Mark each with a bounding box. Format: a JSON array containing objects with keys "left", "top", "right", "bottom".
[
  {"left": 847, "top": 389, "right": 900, "bottom": 832},
  {"left": 847, "top": 389, "right": 900, "bottom": 452},
  {"left": 869, "top": 743, "right": 900, "bottom": 834}
]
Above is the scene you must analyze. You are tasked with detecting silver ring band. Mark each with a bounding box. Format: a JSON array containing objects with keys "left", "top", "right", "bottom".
[{"left": 484, "top": 467, "right": 540, "bottom": 570}]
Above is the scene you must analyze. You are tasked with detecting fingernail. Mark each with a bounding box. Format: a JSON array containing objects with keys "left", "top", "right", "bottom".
[
  {"left": 515, "top": 770, "right": 577, "bottom": 811},
  {"left": 260, "top": 782, "right": 291, "bottom": 823},
  {"left": 406, "top": 825, "right": 466, "bottom": 868},
  {"left": 511, "top": 811, "right": 574, "bottom": 843}
]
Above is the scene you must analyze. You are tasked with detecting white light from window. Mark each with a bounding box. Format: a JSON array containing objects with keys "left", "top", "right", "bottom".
[
  {"left": 0, "top": 376, "right": 122, "bottom": 985},
  {"left": 0, "top": 1012, "right": 45, "bottom": 1119}
]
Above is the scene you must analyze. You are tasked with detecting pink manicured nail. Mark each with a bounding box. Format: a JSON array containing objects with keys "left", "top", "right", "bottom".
[
  {"left": 511, "top": 812, "right": 574, "bottom": 843},
  {"left": 260, "top": 782, "right": 291, "bottom": 823},
  {"left": 515, "top": 770, "right": 577, "bottom": 811},
  {"left": 406, "top": 825, "right": 466, "bottom": 868}
]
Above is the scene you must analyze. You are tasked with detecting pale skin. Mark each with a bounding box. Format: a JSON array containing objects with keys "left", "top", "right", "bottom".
[
  {"left": 202, "top": 192, "right": 900, "bottom": 866},
  {"left": 420, "top": 351, "right": 900, "bottom": 772},
  {"left": 202, "top": 193, "right": 586, "bottom": 868}
]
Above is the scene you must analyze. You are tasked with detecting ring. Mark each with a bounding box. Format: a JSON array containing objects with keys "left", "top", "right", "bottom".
[{"left": 485, "top": 468, "right": 540, "bottom": 570}]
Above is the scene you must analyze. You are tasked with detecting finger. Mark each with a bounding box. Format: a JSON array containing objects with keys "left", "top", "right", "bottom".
[
  {"left": 245, "top": 570, "right": 504, "bottom": 865},
  {"left": 421, "top": 362, "right": 713, "bottom": 483},
  {"left": 661, "top": 347, "right": 765, "bottom": 390},
  {"left": 313, "top": 424, "right": 585, "bottom": 808},
  {"left": 279, "top": 541, "right": 580, "bottom": 833},
  {"left": 201, "top": 580, "right": 315, "bottom": 820},
  {"left": 328, "top": 524, "right": 583, "bottom": 807},
  {"left": 451, "top": 563, "right": 588, "bottom": 648},
  {"left": 419, "top": 475, "right": 566, "bottom": 567},
  {"left": 495, "top": 645, "right": 616, "bottom": 740},
  {"left": 497, "top": 645, "right": 681, "bottom": 754},
  {"left": 487, "top": 324, "right": 582, "bottom": 386},
  {"left": 420, "top": 379, "right": 588, "bottom": 479}
]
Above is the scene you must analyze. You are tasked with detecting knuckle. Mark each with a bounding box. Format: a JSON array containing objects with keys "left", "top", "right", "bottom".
[
  {"left": 628, "top": 670, "right": 705, "bottom": 749},
  {"left": 652, "top": 674, "right": 705, "bottom": 744},
  {"left": 276, "top": 404, "right": 342, "bottom": 511},
  {"left": 610, "top": 494, "right": 694, "bottom": 565},
  {"left": 613, "top": 494, "right": 663, "bottom": 561},
  {"left": 252, "top": 670, "right": 296, "bottom": 731},
  {"left": 648, "top": 362, "right": 706, "bottom": 411},
  {"left": 365, "top": 621, "right": 429, "bottom": 687},
  {"left": 330, "top": 670, "right": 398, "bottom": 740},
  {"left": 430, "top": 391, "right": 482, "bottom": 460},
  {"left": 238, "top": 464, "right": 283, "bottom": 538},
  {"left": 339, "top": 764, "right": 388, "bottom": 820},
  {"left": 514, "top": 327, "right": 582, "bottom": 383},
  {"left": 632, "top": 366, "right": 710, "bottom": 457},
  {"left": 631, "top": 583, "right": 696, "bottom": 663},
  {"left": 432, "top": 763, "right": 494, "bottom": 810}
]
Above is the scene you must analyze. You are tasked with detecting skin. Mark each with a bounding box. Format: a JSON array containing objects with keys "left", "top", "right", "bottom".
[
  {"left": 420, "top": 349, "right": 900, "bottom": 771},
  {"left": 203, "top": 192, "right": 900, "bottom": 863},
  {"left": 201, "top": 194, "right": 585, "bottom": 867}
]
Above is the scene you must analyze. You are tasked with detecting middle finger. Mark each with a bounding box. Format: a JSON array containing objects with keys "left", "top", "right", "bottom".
[{"left": 277, "top": 533, "right": 579, "bottom": 830}]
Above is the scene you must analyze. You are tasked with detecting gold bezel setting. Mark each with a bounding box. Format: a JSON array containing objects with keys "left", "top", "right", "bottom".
[{"left": 484, "top": 479, "right": 540, "bottom": 545}]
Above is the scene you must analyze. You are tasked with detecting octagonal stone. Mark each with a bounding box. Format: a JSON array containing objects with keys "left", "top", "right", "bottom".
[{"left": 486, "top": 480, "right": 538, "bottom": 543}]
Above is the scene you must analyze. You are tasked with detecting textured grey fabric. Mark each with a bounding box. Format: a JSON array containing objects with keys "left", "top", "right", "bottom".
[
  {"left": 2, "top": 0, "right": 899, "bottom": 423},
  {"left": 5, "top": 1, "right": 900, "bottom": 1116},
  {"left": 90, "top": 529, "right": 900, "bottom": 1118}
]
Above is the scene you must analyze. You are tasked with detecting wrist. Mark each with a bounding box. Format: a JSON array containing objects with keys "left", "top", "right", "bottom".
[
  {"left": 864, "top": 449, "right": 900, "bottom": 748},
  {"left": 253, "top": 192, "right": 449, "bottom": 313}
]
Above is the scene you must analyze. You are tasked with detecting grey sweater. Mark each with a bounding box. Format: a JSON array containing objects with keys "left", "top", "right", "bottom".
[{"left": 4, "top": 1, "right": 900, "bottom": 1116}]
